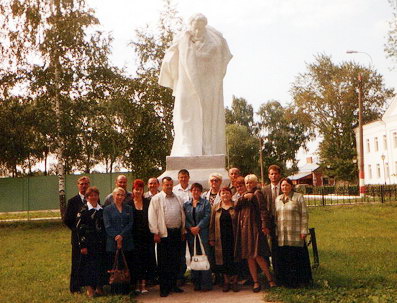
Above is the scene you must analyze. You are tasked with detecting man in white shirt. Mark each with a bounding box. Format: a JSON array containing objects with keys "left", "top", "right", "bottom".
[
  {"left": 148, "top": 177, "right": 186, "bottom": 297},
  {"left": 144, "top": 177, "right": 160, "bottom": 198},
  {"left": 172, "top": 169, "right": 192, "bottom": 203}
]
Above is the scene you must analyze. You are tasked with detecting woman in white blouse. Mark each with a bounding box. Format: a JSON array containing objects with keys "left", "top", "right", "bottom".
[{"left": 274, "top": 178, "right": 312, "bottom": 288}]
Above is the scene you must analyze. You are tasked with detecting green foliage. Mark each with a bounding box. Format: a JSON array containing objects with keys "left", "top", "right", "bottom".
[
  {"left": 126, "top": 0, "right": 183, "bottom": 178},
  {"left": 257, "top": 100, "right": 312, "bottom": 176},
  {"left": 266, "top": 203, "right": 397, "bottom": 303},
  {"left": 225, "top": 96, "right": 255, "bottom": 134},
  {"left": 385, "top": 0, "right": 397, "bottom": 67},
  {"left": 226, "top": 124, "right": 259, "bottom": 175},
  {"left": 292, "top": 54, "right": 394, "bottom": 182},
  {"left": 0, "top": 0, "right": 121, "bottom": 175}
]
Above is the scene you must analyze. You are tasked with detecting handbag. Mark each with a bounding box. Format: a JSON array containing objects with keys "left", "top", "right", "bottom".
[
  {"left": 108, "top": 248, "right": 130, "bottom": 284},
  {"left": 189, "top": 234, "right": 210, "bottom": 271}
]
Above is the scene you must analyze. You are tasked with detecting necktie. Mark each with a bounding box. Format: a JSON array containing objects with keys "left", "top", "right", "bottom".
[{"left": 273, "top": 186, "right": 277, "bottom": 200}]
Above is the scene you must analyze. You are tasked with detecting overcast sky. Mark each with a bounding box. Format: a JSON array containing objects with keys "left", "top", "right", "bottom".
[
  {"left": 86, "top": 0, "right": 396, "bottom": 164},
  {"left": 87, "top": 0, "right": 396, "bottom": 110}
]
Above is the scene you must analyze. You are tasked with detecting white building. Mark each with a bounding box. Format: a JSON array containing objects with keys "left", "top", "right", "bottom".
[{"left": 355, "top": 97, "right": 397, "bottom": 185}]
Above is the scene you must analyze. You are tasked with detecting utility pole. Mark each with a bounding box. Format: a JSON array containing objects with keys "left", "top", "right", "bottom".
[
  {"left": 259, "top": 137, "right": 264, "bottom": 186},
  {"left": 346, "top": 50, "right": 372, "bottom": 198}
]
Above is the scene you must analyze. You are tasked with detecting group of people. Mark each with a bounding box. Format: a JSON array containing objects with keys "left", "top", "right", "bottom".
[{"left": 63, "top": 165, "right": 312, "bottom": 298}]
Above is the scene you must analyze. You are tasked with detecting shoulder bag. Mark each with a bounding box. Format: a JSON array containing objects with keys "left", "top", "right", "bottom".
[
  {"left": 108, "top": 248, "right": 130, "bottom": 284},
  {"left": 189, "top": 233, "right": 210, "bottom": 271}
]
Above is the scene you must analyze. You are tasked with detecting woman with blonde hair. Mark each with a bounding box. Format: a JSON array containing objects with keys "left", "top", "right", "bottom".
[
  {"left": 234, "top": 174, "right": 276, "bottom": 292},
  {"left": 103, "top": 187, "right": 134, "bottom": 294}
]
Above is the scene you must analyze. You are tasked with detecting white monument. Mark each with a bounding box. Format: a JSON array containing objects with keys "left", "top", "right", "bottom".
[{"left": 158, "top": 13, "right": 232, "bottom": 186}]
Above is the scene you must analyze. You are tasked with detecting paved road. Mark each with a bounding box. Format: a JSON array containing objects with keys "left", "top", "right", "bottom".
[{"left": 136, "top": 283, "right": 278, "bottom": 303}]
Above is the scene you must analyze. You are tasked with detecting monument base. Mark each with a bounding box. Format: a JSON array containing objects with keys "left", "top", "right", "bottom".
[{"left": 158, "top": 154, "right": 229, "bottom": 190}]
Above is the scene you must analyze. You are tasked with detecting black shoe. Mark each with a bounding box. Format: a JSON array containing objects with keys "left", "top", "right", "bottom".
[
  {"left": 177, "top": 278, "right": 186, "bottom": 287},
  {"left": 232, "top": 282, "right": 240, "bottom": 292},
  {"left": 171, "top": 287, "right": 184, "bottom": 293},
  {"left": 160, "top": 290, "right": 169, "bottom": 297},
  {"left": 253, "top": 281, "right": 261, "bottom": 293}
]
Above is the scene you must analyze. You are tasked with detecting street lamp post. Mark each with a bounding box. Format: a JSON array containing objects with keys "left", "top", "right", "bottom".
[
  {"left": 346, "top": 50, "right": 373, "bottom": 198},
  {"left": 358, "top": 73, "right": 365, "bottom": 197}
]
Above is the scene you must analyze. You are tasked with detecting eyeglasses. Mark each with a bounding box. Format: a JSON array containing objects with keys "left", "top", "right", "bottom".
[{"left": 210, "top": 179, "right": 220, "bottom": 182}]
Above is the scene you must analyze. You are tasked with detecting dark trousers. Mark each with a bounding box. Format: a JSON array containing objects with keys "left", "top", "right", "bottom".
[
  {"left": 269, "top": 224, "right": 280, "bottom": 282},
  {"left": 178, "top": 239, "right": 187, "bottom": 280},
  {"left": 70, "top": 244, "right": 81, "bottom": 293},
  {"left": 157, "top": 228, "right": 182, "bottom": 293}
]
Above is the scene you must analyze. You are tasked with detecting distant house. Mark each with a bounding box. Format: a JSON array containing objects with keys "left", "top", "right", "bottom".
[
  {"left": 354, "top": 96, "right": 397, "bottom": 185},
  {"left": 288, "top": 157, "right": 335, "bottom": 186}
]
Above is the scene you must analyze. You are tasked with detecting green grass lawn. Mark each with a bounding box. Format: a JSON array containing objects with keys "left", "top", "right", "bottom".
[
  {"left": 266, "top": 202, "right": 397, "bottom": 303},
  {"left": 1, "top": 203, "right": 396, "bottom": 303},
  {"left": 0, "top": 221, "right": 134, "bottom": 303}
]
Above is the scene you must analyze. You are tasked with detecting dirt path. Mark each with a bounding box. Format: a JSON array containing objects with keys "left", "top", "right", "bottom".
[{"left": 137, "top": 283, "right": 276, "bottom": 303}]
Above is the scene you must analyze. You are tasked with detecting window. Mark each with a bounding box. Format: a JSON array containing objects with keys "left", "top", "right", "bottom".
[
  {"left": 368, "top": 165, "right": 372, "bottom": 179},
  {"left": 374, "top": 137, "right": 379, "bottom": 152},
  {"left": 366, "top": 139, "right": 370, "bottom": 153},
  {"left": 377, "top": 164, "right": 381, "bottom": 178},
  {"left": 383, "top": 135, "right": 387, "bottom": 150},
  {"left": 394, "top": 132, "right": 397, "bottom": 148}
]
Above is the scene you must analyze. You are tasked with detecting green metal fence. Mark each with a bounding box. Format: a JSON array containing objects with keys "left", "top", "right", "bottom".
[{"left": 0, "top": 172, "right": 135, "bottom": 212}]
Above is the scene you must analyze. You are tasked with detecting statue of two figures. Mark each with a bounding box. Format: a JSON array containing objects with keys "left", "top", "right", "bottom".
[{"left": 159, "top": 13, "right": 232, "bottom": 157}]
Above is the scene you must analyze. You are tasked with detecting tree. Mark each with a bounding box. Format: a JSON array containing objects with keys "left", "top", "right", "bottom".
[
  {"left": 385, "top": 0, "right": 397, "bottom": 66},
  {"left": 291, "top": 54, "right": 394, "bottom": 181},
  {"left": 0, "top": 0, "right": 119, "bottom": 216},
  {"left": 128, "top": 0, "right": 183, "bottom": 178},
  {"left": 225, "top": 96, "right": 256, "bottom": 134},
  {"left": 257, "top": 100, "right": 311, "bottom": 176},
  {"left": 226, "top": 124, "right": 259, "bottom": 176}
]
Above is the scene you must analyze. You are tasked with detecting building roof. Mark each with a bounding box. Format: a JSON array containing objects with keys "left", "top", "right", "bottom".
[
  {"left": 383, "top": 95, "right": 397, "bottom": 120},
  {"left": 288, "top": 163, "right": 320, "bottom": 180},
  {"left": 297, "top": 163, "right": 320, "bottom": 172},
  {"left": 288, "top": 172, "right": 312, "bottom": 180}
]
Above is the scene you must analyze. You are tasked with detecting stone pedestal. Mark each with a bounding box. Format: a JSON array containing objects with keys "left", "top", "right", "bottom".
[{"left": 158, "top": 154, "right": 229, "bottom": 190}]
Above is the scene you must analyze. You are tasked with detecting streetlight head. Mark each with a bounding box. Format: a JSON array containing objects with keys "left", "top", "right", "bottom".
[{"left": 346, "top": 50, "right": 358, "bottom": 54}]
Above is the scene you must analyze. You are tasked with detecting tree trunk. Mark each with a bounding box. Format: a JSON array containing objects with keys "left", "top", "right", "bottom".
[{"left": 52, "top": 1, "right": 66, "bottom": 219}]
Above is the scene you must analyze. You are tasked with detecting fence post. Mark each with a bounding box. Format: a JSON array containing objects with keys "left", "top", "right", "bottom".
[
  {"left": 308, "top": 228, "right": 319, "bottom": 269},
  {"left": 380, "top": 185, "right": 385, "bottom": 203},
  {"left": 321, "top": 187, "right": 326, "bottom": 206}
]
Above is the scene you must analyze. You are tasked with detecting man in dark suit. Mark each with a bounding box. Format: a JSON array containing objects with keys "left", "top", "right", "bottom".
[
  {"left": 262, "top": 165, "right": 282, "bottom": 282},
  {"left": 63, "top": 176, "right": 90, "bottom": 293}
]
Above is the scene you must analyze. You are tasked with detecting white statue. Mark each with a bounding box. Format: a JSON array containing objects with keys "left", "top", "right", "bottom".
[{"left": 159, "top": 13, "right": 232, "bottom": 157}]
